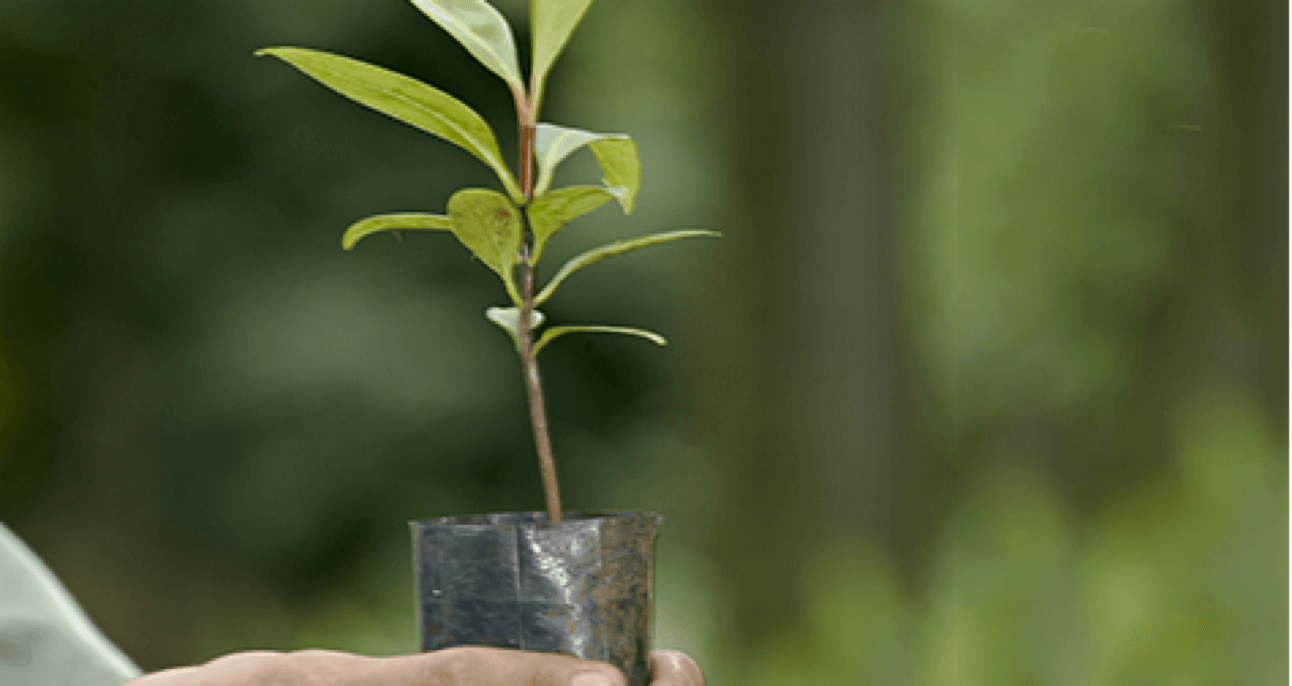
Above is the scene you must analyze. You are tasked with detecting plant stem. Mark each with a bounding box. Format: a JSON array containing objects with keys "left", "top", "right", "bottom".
[
  {"left": 512, "top": 88, "right": 562, "bottom": 522},
  {"left": 517, "top": 248, "right": 561, "bottom": 522}
]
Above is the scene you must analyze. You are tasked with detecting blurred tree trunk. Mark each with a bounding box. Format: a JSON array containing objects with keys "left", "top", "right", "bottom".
[
  {"left": 693, "top": 0, "right": 920, "bottom": 648},
  {"left": 1140, "top": 0, "right": 1288, "bottom": 473},
  {"left": 690, "top": 0, "right": 1285, "bottom": 659},
  {"left": 1206, "top": 0, "right": 1287, "bottom": 431}
]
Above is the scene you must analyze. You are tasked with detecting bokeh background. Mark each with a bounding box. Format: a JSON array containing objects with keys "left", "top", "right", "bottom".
[{"left": 0, "top": 0, "right": 1286, "bottom": 684}]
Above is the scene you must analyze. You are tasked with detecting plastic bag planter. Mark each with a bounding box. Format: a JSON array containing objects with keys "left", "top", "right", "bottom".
[{"left": 411, "top": 511, "right": 662, "bottom": 686}]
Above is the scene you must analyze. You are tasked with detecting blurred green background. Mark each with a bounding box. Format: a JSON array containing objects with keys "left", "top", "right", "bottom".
[{"left": 0, "top": 0, "right": 1285, "bottom": 684}]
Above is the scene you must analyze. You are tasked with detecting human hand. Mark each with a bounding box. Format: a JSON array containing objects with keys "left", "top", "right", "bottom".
[{"left": 124, "top": 646, "right": 704, "bottom": 686}]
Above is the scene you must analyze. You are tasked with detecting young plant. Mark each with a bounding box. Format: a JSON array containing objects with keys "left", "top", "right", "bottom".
[{"left": 258, "top": 0, "right": 717, "bottom": 523}]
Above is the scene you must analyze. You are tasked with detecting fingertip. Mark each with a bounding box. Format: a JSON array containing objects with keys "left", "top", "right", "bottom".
[{"left": 650, "top": 650, "right": 705, "bottom": 686}]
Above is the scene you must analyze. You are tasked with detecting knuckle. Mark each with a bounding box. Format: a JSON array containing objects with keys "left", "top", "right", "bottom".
[
  {"left": 567, "top": 662, "right": 626, "bottom": 686},
  {"left": 419, "top": 647, "right": 476, "bottom": 686}
]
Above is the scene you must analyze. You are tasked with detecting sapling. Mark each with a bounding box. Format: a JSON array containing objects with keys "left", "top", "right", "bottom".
[{"left": 258, "top": 0, "right": 717, "bottom": 523}]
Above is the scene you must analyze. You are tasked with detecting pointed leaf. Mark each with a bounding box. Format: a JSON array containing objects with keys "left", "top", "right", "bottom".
[
  {"left": 534, "top": 123, "right": 607, "bottom": 192},
  {"left": 257, "top": 47, "right": 522, "bottom": 201},
  {"left": 533, "top": 325, "right": 667, "bottom": 355},
  {"left": 535, "top": 229, "right": 720, "bottom": 305},
  {"left": 448, "top": 188, "right": 523, "bottom": 301},
  {"left": 534, "top": 123, "right": 640, "bottom": 212},
  {"left": 526, "top": 185, "right": 615, "bottom": 262},
  {"left": 487, "top": 306, "right": 545, "bottom": 347},
  {"left": 342, "top": 213, "right": 452, "bottom": 250},
  {"left": 588, "top": 136, "right": 641, "bottom": 213},
  {"left": 410, "top": 0, "right": 524, "bottom": 90},
  {"left": 529, "top": 0, "right": 594, "bottom": 112}
]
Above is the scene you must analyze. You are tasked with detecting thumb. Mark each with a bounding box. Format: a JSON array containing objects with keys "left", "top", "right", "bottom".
[{"left": 649, "top": 650, "right": 705, "bottom": 686}]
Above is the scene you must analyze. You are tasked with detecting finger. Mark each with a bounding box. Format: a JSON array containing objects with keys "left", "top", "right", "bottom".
[
  {"left": 649, "top": 650, "right": 705, "bottom": 686},
  {"left": 360, "top": 646, "right": 627, "bottom": 686},
  {"left": 126, "top": 647, "right": 630, "bottom": 686}
]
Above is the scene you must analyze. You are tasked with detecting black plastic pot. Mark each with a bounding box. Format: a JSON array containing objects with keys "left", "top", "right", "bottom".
[{"left": 410, "top": 511, "right": 662, "bottom": 686}]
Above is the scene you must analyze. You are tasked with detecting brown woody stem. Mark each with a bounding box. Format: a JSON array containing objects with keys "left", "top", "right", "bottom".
[{"left": 512, "top": 87, "right": 562, "bottom": 522}]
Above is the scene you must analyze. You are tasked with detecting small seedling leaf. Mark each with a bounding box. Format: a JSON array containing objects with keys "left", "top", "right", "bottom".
[
  {"left": 526, "top": 185, "right": 615, "bottom": 262},
  {"left": 588, "top": 136, "right": 641, "bottom": 213},
  {"left": 410, "top": 0, "right": 525, "bottom": 91},
  {"left": 534, "top": 123, "right": 640, "bottom": 212},
  {"left": 533, "top": 123, "right": 610, "bottom": 192},
  {"left": 257, "top": 47, "right": 523, "bottom": 201},
  {"left": 448, "top": 189, "right": 524, "bottom": 300},
  {"left": 533, "top": 325, "right": 667, "bottom": 355},
  {"left": 535, "top": 229, "right": 720, "bottom": 305},
  {"left": 342, "top": 213, "right": 452, "bottom": 250},
  {"left": 529, "top": 0, "right": 595, "bottom": 112},
  {"left": 487, "top": 306, "right": 545, "bottom": 347}
]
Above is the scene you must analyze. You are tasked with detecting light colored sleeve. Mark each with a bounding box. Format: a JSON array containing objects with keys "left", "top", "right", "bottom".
[{"left": 0, "top": 523, "right": 144, "bottom": 686}]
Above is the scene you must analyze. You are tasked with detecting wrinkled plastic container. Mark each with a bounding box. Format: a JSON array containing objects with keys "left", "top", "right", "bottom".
[{"left": 410, "top": 511, "right": 662, "bottom": 686}]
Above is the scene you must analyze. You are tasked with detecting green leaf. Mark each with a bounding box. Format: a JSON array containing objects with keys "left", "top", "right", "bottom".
[
  {"left": 533, "top": 123, "right": 607, "bottom": 192},
  {"left": 534, "top": 123, "right": 640, "bottom": 212},
  {"left": 588, "top": 136, "right": 642, "bottom": 213},
  {"left": 535, "top": 229, "right": 720, "bottom": 305},
  {"left": 447, "top": 188, "right": 524, "bottom": 302},
  {"left": 533, "top": 325, "right": 667, "bottom": 355},
  {"left": 486, "top": 306, "right": 545, "bottom": 347},
  {"left": 409, "top": 0, "right": 524, "bottom": 91},
  {"left": 257, "top": 47, "right": 523, "bottom": 201},
  {"left": 529, "top": 0, "right": 595, "bottom": 113},
  {"left": 342, "top": 213, "right": 452, "bottom": 250},
  {"left": 526, "top": 185, "right": 615, "bottom": 262}
]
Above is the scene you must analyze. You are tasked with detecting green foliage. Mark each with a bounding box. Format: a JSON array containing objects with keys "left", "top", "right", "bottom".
[
  {"left": 409, "top": 0, "right": 525, "bottom": 91},
  {"left": 533, "top": 123, "right": 640, "bottom": 209},
  {"left": 582, "top": 136, "right": 641, "bottom": 213},
  {"left": 535, "top": 229, "right": 720, "bottom": 306},
  {"left": 533, "top": 325, "right": 666, "bottom": 355},
  {"left": 446, "top": 188, "right": 523, "bottom": 303},
  {"left": 341, "top": 213, "right": 451, "bottom": 250},
  {"left": 1, "top": 0, "right": 1279, "bottom": 677},
  {"left": 732, "top": 390, "right": 1285, "bottom": 686},
  {"left": 256, "top": 47, "right": 523, "bottom": 201},
  {"left": 260, "top": 0, "right": 714, "bottom": 357},
  {"left": 529, "top": 0, "right": 595, "bottom": 112},
  {"left": 525, "top": 185, "right": 615, "bottom": 261}
]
